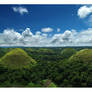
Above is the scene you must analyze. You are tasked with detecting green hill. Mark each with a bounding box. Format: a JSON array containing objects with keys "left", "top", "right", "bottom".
[
  {"left": 0, "top": 48, "right": 13, "bottom": 58},
  {"left": 0, "top": 48, "right": 36, "bottom": 69},
  {"left": 63, "top": 49, "right": 92, "bottom": 87},
  {"left": 69, "top": 49, "right": 92, "bottom": 63},
  {"left": 61, "top": 48, "right": 77, "bottom": 59}
]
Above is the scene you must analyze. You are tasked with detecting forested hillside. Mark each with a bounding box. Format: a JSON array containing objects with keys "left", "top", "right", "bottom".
[{"left": 0, "top": 47, "right": 92, "bottom": 87}]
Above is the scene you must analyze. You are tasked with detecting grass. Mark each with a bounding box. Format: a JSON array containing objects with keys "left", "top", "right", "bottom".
[
  {"left": 69, "top": 49, "right": 92, "bottom": 63},
  {"left": 0, "top": 48, "right": 36, "bottom": 69}
]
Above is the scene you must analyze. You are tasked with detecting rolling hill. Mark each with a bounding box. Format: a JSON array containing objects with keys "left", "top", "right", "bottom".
[{"left": 0, "top": 48, "right": 36, "bottom": 69}]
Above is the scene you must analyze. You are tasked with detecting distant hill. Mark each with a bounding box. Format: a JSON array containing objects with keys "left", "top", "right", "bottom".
[
  {"left": 0, "top": 48, "right": 36, "bottom": 69},
  {"left": 61, "top": 48, "right": 77, "bottom": 59},
  {"left": 61, "top": 49, "right": 92, "bottom": 87},
  {"left": 69, "top": 49, "right": 92, "bottom": 63}
]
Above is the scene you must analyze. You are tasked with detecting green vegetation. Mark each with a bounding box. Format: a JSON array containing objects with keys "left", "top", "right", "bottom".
[
  {"left": 69, "top": 49, "right": 92, "bottom": 63},
  {"left": 0, "top": 47, "right": 92, "bottom": 87},
  {"left": 41, "top": 79, "right": 56, "bottom": 87},
  {"left": 0, "top": 48, "right": 13, "bottom": 58},
  {"left": 63, "top": 49, "right": 92, "bottom": 87},
  {"left": 61, "top": 48, "right": 77, "bottom": 59},
  {"left": 0, "top": 48, "right": 36, "bottom": 69}
]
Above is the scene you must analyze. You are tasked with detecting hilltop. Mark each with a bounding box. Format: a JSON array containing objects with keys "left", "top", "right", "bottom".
[{"left": 0, "top": 48, "right": 36, "bottom": 69}]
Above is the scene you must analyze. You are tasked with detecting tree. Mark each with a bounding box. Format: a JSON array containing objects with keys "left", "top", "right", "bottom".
[{"left": 61, "top": 48, "right": 76, "bottom": 59}]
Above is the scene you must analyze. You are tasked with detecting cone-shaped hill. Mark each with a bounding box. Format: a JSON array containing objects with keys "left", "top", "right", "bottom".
[
  {"left": 0, "top": 48, "right": 36, "bottom": 69},
  {"left": 69, "top": 49, "right": 92, "bottom": 63},
  {"left": 61, "top": 48, "right": 77, "bottom": 59}
]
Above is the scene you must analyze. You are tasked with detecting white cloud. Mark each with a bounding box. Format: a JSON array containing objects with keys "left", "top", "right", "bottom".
[
  {"left": 22, "top": 28, "right": 33, "bottom": 37},
  {"left": 0, "top": 28, "right": 92, "bottom": 47},
  {"left": 50, "top": 29, "right": 75, "bottom": 45},
  {"left": 50, "top": 28, "right": 92, "bottom": 46},
  {"left": 57, "top": 28, "right": 60, "bottom": 32},
  {"left": 35, "top": 31, "right": 41, "bottom": 35},
  {"left": 75, "top": 28, "right": 92, "bottom": 43},
  {"left": 3, "top": 29, "right": 21, "bottom": 43},
  {"left": 41, "top": 27, "right": 53, "bottom": 32},
  {"left": 78, "top": 6, "right": 92, "bottom": 18},
  {"left": 12, "top": 6, "right": 28, "bottom": 15},
  {"left": 77, "top": 5, "right": 92, "bottom": 27}
]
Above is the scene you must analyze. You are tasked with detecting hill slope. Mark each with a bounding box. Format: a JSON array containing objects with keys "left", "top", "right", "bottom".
[
  {"left": 64, "top": 49, "right": 92, "bottom": 87},
  {"left": 61, "top": 48, "right": 77, "bottom": 59},
  {"left": 0, "top": 48, "right": 36, "bottom": 69},
  {"left": 69, "top": 49, "right": 92, "bottom": 63}
]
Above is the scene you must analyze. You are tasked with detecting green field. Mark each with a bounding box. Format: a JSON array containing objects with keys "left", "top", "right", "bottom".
[{"left": 0, "top": 47, "right": 92, "bottom": 87}]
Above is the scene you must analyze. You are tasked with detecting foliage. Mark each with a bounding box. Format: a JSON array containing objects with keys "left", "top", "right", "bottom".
[
  {"left": 61, "top": 48, "right": 77, "bottom": 59},
  {"left": 41, "top": 79, "right": 56, "bottom": 87},
  {"left": 65, "top": 49, "right": 92, "bottom": 87},
  {"left": 69, "top": 49, "right": 92, "bottom": 63},
  {"left": 0, "top": 48, "right": 36, "bottom": 69},
  {"left": 0, "top": 47, "right": 92, "bottom": 87}
]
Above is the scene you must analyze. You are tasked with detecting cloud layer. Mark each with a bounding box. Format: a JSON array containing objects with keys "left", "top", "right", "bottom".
[
  {"left": 0, "top": 28, "right": 92, "bottom": 47},
  {"left": 12, "top": 6, "right": 28, "bottom": 15}
]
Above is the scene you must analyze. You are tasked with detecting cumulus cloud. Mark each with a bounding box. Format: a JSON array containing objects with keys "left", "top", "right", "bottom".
[
  {"left": 77, "top": 6, "right": 92, "bottom": 18},
  {"left": 0, "top": 28, "right": 92, "bottom": 47},
  {"left": 41, "top": 27, "right": 53, "bottom": 32},
  {"left": 75, "top": 28, "right": 92, "bottom": 43},
  {"left": 22, "top": 28, "right": 33, "bottom": 37},
  {"left": 50, "top": 29, "right": 75, "bottom": 46},
  {"left": 50, "top": 28, "right": 92, "bottom": 46},
  {"left": 12, "top": 6, "right": 28, "bottom": 15}
]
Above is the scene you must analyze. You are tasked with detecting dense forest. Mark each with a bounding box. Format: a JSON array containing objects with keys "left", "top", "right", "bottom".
[{"left": 0, "top": 47, "right": 92, "bottom": 87}]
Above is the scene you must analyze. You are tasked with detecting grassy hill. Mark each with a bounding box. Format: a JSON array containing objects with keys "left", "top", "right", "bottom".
[
  {"left": 63, "top": 49, "right": 92, "bottom": 87},
  {"left": 69, "top": 49, "right": 92, "bottom": 63},
  {"left": 0, "top": 48, "right": 36, "bottom": 69},
  {"left": 61, "top": 48, "right": 77, "bottom": 59}
]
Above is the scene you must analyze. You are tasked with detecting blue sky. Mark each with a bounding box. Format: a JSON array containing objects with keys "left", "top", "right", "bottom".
[
  {"left": 0, "top": 4, "right": 92, "bottom": 47},
  {"left": 0, "top": 5, "right": 85, "bottom": 33}
]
